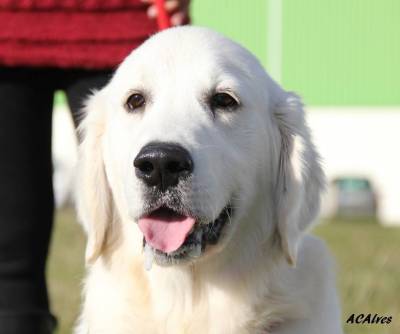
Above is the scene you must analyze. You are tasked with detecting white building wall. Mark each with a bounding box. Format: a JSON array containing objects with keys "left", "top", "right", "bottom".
[{"left": 307, "top": 108, "right": 400, "bottom": 225}]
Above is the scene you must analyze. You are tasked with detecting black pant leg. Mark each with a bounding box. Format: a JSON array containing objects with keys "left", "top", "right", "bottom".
[{"left": 0, "top": 68, "right": 57, "bottom": 334}]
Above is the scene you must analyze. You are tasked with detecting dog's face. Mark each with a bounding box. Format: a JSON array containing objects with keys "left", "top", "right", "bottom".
[{"left": 78, "top": 27, "right": 324, "bottom": 268}]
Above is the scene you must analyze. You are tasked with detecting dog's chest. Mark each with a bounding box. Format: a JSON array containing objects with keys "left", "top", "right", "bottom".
[
  {"left": 145, "top": 279, "right": 279, "bottom": 334},
  {"left": 149, "top": 302, "right": 280, "bottom": 334},
  {"left": 82, "top": 262, "right": 283, "bottom": 334},
  {"left": 150, "top": 297, "right": 251, "bottom": 334}
]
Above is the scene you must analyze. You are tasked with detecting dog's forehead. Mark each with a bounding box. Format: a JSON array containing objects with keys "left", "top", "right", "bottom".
[
  {"left": 111, "top": 27, "right": 261, "bottom": 89},
  {"left": 133, "top": 27, "right": 241, "bottom": 67}
]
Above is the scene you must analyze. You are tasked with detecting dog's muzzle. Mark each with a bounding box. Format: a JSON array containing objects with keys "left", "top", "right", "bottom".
[{"left": 134, "top": 142, "right": 233, "bottom": 268}]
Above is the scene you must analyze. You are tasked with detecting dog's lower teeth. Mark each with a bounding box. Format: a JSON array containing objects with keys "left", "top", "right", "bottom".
[{"left": 144, "top": 243, "right": 154, "bottom": 271}]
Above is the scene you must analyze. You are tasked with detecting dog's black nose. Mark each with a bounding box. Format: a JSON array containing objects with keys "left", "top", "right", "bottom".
[{"left": 134, "top": 142, "right": 193, "bottom": 191}]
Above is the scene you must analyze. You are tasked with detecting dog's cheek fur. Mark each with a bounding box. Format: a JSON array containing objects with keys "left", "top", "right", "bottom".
[{"left": 195, "top": 113, "right": 260, "bottom": 223}]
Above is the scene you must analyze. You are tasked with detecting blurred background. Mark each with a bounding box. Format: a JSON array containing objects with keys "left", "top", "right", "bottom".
[{"left": 49, "top": 1, "right": 400, "bottom": 333}]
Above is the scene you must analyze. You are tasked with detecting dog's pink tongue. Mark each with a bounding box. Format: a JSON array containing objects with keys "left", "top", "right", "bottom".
[{"left": 138, "top": 212, "right": 195, "bottom": 253}]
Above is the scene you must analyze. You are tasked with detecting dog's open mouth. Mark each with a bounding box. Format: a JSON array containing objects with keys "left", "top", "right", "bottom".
[{"left": 138, "top": 204, "right": 233, "bottom": 267}]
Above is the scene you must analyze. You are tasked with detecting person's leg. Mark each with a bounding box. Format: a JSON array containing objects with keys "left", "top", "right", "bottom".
[
  {"left": 0, "top": 68, "right": 57, "bottom": 333},
  {"left": 64, "top": 69, "right": 112, "bottom": 129}
]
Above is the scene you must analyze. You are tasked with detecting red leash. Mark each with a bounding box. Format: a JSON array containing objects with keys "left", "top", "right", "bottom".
[{"left": 155, "top": 0, "right": 171, "bottom": 30}]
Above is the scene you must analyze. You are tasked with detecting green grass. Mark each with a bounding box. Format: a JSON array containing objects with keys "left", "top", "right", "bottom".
[
  {"left": 47, "top": 210, "right": 400, "bottom": 333},
  {"left": 314, "top": 220, "right": 400, "bottom": 334},
  {"left": 47, "top": 209, "right": 85, "bottom": 334}
]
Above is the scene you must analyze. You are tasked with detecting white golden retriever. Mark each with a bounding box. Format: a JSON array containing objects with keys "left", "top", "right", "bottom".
[{"left": 75, "top": 26, "right": 343, "bottom": 334}]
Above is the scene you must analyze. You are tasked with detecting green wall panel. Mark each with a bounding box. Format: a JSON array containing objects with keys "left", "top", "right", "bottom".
[
  {"left": 282, "top": 0, "right": 400, "bottom": 106},
  {"left": 191, "top": 0, "right": 267, "bottom": 68},
  {"left": 192, "top": 0, "right": 400, "bottom": 106}
]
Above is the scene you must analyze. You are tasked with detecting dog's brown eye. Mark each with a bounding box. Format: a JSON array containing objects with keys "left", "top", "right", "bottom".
[
  {"left": 126, "top": 93, "right": 145, "bottom": 112},
  {"left": 211, "top": 93, "right": 238, "bottom": 110}
]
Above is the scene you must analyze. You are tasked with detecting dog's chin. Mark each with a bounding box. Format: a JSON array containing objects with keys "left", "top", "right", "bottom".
[{"left": 142, "top": 204, "right": 233, "bottom": 266}]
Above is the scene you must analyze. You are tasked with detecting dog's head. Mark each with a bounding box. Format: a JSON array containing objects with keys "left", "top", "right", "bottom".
[{"left": 77, "top": 27, "right": 324, "bottom": 268}]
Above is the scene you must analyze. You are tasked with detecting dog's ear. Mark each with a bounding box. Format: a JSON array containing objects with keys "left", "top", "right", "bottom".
[
  {"left": 76, "top": 90, "right": 112, "bottom": 264},
  {"left": 273, "top": 93, "right": 325, "bottom": 266}
]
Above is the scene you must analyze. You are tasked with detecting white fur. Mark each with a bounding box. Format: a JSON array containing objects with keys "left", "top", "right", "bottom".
[{"left": 75, "top": 26, "right": 343, "bottom": 334}]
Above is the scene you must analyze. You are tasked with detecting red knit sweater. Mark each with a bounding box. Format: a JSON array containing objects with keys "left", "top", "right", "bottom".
[{"left": 0, "top": 0, "right": 159, "bottom": 69}]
